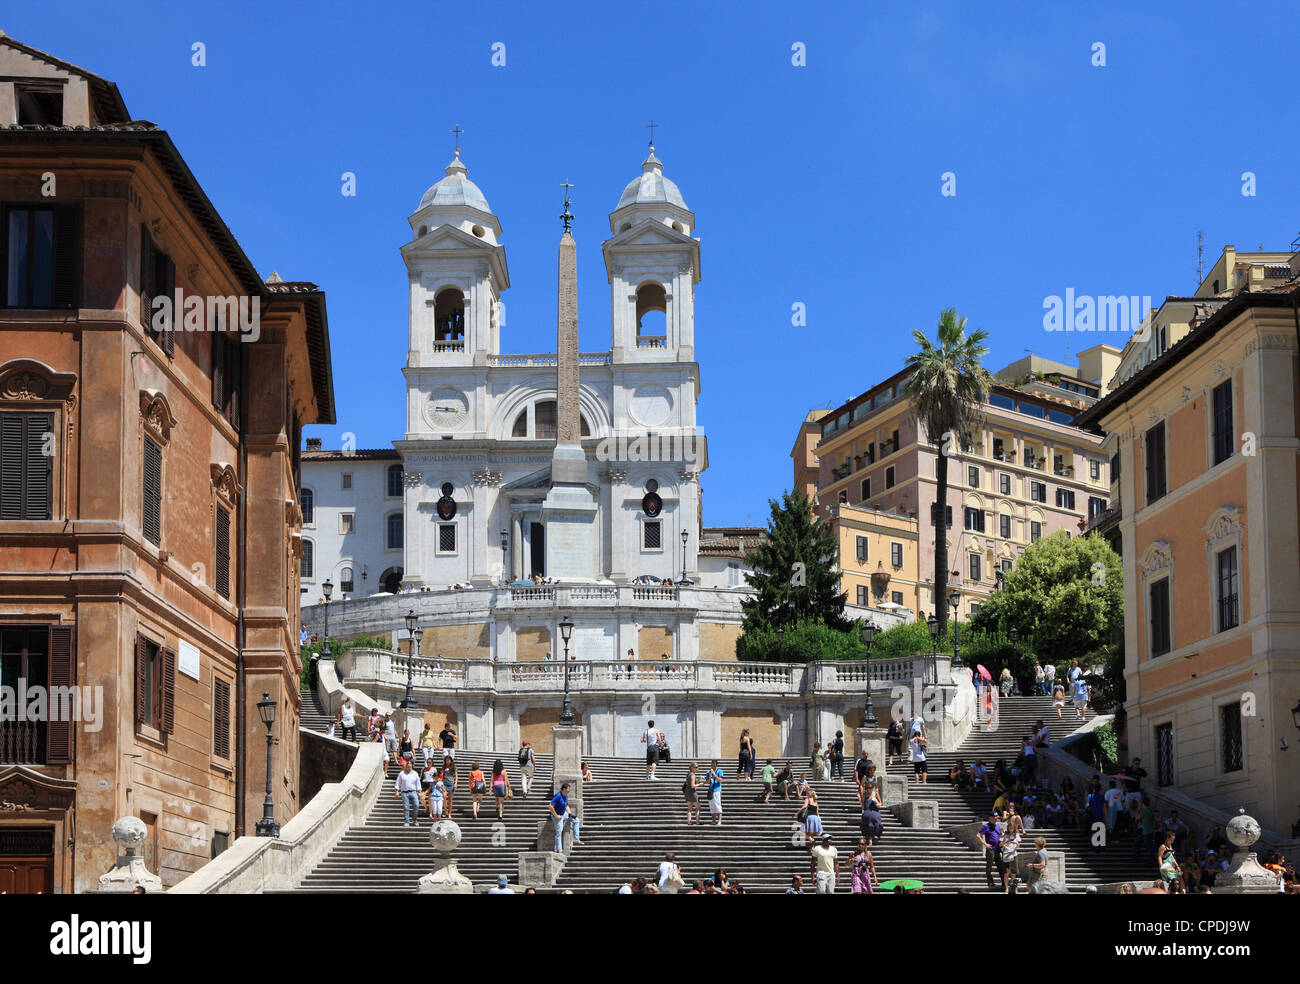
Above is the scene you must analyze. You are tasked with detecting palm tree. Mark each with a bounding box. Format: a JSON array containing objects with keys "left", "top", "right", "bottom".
[{"left": 903, "top": 308, "right": 994, "bottom": 636}]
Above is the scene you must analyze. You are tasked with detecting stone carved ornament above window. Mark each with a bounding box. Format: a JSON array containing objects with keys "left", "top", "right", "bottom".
[
  {"left": 139, "top": 389, "right": 178, "bottom": 445},
  {"left": 0, "top": 359, "right": 78, "bottom": 439},
  {"left": 1203, "top": 506, "right": 1243, "bottom": 547},
  {"left": 284, "top": 497, "right": 301, "bottom": 529},
  {"left": 1140, "top": 539, "right": 1173, "bottom": 575}
]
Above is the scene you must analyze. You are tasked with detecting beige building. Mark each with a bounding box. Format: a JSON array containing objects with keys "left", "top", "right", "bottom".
[{"left": 833, "top": 504, "right": 920, "bottom": 616}]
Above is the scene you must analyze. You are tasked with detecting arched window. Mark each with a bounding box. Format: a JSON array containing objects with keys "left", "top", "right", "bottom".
[
  {"left": 635, "top": 282, "right": 667, "bottom": 344},
  {"left": 434, "top": 287, "right": 465, "bottom": 343},
  {"left": 299, "top": 487, "right": 314, "bottom": 525},
  {"left": 301, "top": 539, "right": 314, "bottom": 579},
  {"left": 387, "top": 513, "right": 403, "bottom": 550},
  {"left": 386, "top": 464, "right": 403, "bottom": 497},
  {"left": 340, "top": 565, "right": 354, "bottom": 594},
  {"left": 512, "top": 409, "right": 528, "bottom": 437}
]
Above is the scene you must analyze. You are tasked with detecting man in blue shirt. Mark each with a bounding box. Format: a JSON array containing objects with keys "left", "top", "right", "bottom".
[
  {"left": 549, "top": 782, "right": 582, "bottom": 852},
  {"left": 977, "top": 812, "right": 1003, "bottom": 889}
]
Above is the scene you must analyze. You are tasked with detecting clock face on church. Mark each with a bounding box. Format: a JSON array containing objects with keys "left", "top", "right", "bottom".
[{"left": 425, "top": 387, "right": 469, "bottom": 431}]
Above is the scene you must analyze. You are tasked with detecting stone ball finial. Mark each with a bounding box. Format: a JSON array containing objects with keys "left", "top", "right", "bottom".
[
  {"left": 429, "top": 818, "right": 462, "bottom": 855},
  {"left": 112, "top": 816, "right": 148, "bottom": 853},
  {"left": 1227, "top": 811, "right": 1260, "bottom": 851}
]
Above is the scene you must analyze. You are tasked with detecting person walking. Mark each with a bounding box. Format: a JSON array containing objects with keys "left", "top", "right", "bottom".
[
  {"left": 1026, "top": 836, "right": 1048, "bottom": 889},
  {"left": 799, "top": 789, "right": 823, "bottom": 846},
  {"left": 683, "top": 762, "right": 701, "bottom": 825},
  {"left": 1034, "top": 661, "right": 1046, "bottom": 696},
  {"left": 707, "top": 760, "right": 724, "bottom": 825},
  {"left": 517, "top": 740, "right": 536, "bottom": 799},
  {"left": 1052, "top": 683, "right": 1067, "bottom": 720},
  {"left": 419, "top": 724, "right": 435, "bottom": 766},
  {"left": 811, "top": 741, "right": 825, "bottom": 781},
  {"left": 490, "top": 759, "right": 512, "bottom": 819},
  {"left": 1073, "top": 675, "right": 1090, "bottom": 718},
  {"left": 850, "top": 837, "right": 877, "bottom": 894},
  {"left": 1000, "top": 822, "right": 1022, "bottom": 893},
  {"left": 642, "top": 719, "right": 662, "bottom": 780},
  {"left": 759, "top": 759, "right": 776, "bottom": 804},
  {"left": 338, "top": 699, "right": 357, "bottom": 742},
  {"left": 860, "top": 798, "right": 884, "bottom": 846},
  {"left": 427, "top": 760, "right": 445, "bottom": 819},
  {"left": 737, "top": 729, "right": 753, "bottom": 780},
  {"left": 398, "top": 728, "right": 414, "bottom": 765},
  {"left": 657, "top": 853, "right": 683, "bottom": 894},
  {"left": 910, "top": 732, "right": 928, "bottom": 783},
  {"left": 439, "top": 755, "right": 456, "bottom": 818},
  {"left": 831, "top": 731, "right": 845, "bottom": 781},
  {"left": 886, "top": 715, "right": 905, "bottom": 766},
  {"left": 394, "top": 757, "right": 421, "bottom": 827},
  {"left": 978, "top": 811, "right": 1003, "bottom": 889},
  {"left": 854, "top": 749, "right": 872, "bottom": 807},
  {"left": 549, "top": 782, "right": 582, "bottom": 852},
  {"left": 466, "top": 761, "right": 487, "bottom": 819},
  {"left": 862, "top": 762, "right": 882, "bottom": 809},
  {"left": 383, "top": 714, "right": 398, "bottom": 764},
  {"left": 438, "top": 719, "right": 457, "bottom": 759},
  {"left": 810, "top": 834, "right": 839, "bottom": 894}
]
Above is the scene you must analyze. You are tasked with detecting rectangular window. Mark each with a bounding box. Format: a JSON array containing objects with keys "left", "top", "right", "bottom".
[
  {"left": 1089, "top": 459, "right": 1101, "bottom": 481},
  {"left": 341, "top": 472, "right": 353, "bottom": 490},
  {"left": 1212, "top": 380, "right": 1233, "bottom": 466},
  {"left": 1056, "top": 488, "right": 1076, "bottom": 510},
  {"left": 890, "top": 542, "right": 903, "bottom": 568},
  {"left": 969, "top": 553, "right": 981, "bottom": 581},
  {"left": 1001, "top": 558, "right": 1013, "bottom": 573},
  {"left": 1030, "top": 481, "right": 1046, "bottom": 503},
  {"left": 1219, "top": 703, "right": 1242, "bottom": 773},
  {"left": 215, "top": 505, "right": 231, "bottom": 600},
  {"left": 301, "top": 540, "right": 314, "bottom": 580},
  {"left": 134, "top": 634, "right": 174, "bottom": 733},
  {"left": 999, "top": 514, "right": 1011, "bottom": 539},
  {"left": 890, "top": 428, "right": 899, "bottom": 453},
  {"left": 1155, "top": 723, "right": 1174, "bottom": 787},
  {"left": 1088, "top": 496, "right": 1108, "bottom": 519},
  {"left": 885, "top": 466, "right": 895, "bottom": 488},
  {"left": 891, "top": 590, "right": 903, "bottom": 606},
  {"left": 438, "top": 523, "right": 457, "bottom": 553},
  {"left": 1149, "top": 577, "right": 1171, "bottom": 657},
  {"left": 931, "top": 503, "right": 953, "bottom": 528},
  {"left": 992, "top": 438, "right": 1005, "bottom": 460},
  {"left": 860, "top": 478, "right": 870, "bottom": 501},
  {"left": 856, "top": 585, "right": 868, "bottom": 606},
  {"left": 299, "top": 488, "right": 314, "bottom": 526},
  {"left": 642, "top": 520, "right": 661, "bottom": 551},
  {"left": 968, "top": 465, "right": 979, "bottom": 488},
  {"left": 387, "top": 513, "right": 403, "bottom": 550},
  {"left": 1111, "top": 451, "right": 1120, "bottom": 484},
  {"left": 1217, "top": 546, "right": 1239, "bottom": 632},
  {"left": 339, "top": 513, "right": 354, "bottom": 534},
  {"left": 999, "top": 473, "right": 1010, "bottom": 495},
  {"left": 963, "top": 507, "right": 985, "bottom": 532},
  {"left": 1030, "top": 521, "right": 1042, "bottom": 542},
  {"left": 855, "top": 535, "right": 868, "bottom": 563},
  {"left": 142, "top": 435, "right": 162, "bottom": 547},
  {"left": 210, "top": 331, "right": 241, "bottom": 425},
  {"left": 4, "top": 203, "right": 78, "bottom": 309},
  {"left": 1145, "top": 422, "right": 1167, "bottom": 504},
  {"left": 15, "top": 85, "right": 64, "bottom": 125},
  {"left": 0, "top": 410, "right": 54, "bottom": 520},
  {"left": 212, "top": 678, "right": 232, "bottom": 761},
  {"left": 387, "top": 466, "right": 404, "bottom": 498}
]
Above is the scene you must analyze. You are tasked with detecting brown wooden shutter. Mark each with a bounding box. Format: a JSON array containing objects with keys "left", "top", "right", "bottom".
[
  {"left": 213, "top": 678, "right": 231, "bottom": 759},
  {"left": 211, "top": 331, "right": 224, "bottom": 409},
  {"left": 227, "top": 334, "right": 241, "bottom": 427},
  {"left": 0, "top": 412, "right": 22, "bottom": 520},
  {"left": 215, "top": 505, "right": 231, "bottom": 599},
  {"left": 46, "top": 625, "right": 75, "bottom": 764},
  {"left": 142, "top": 435, "right": 162, "bottom": 546},
  {"left": 25, "top": 411, "right": 53, "bottom": 520},
  {"left": 158, "top": 252, "right": 176, "bottom": 356},
  {"left": 140, "top": 224, "right": 154, "bottom": 333},
  {"left": 51, "top": 204, "right": 79, "bottom": 309},
  {"left": 134, "top": 634, "right": 148, "bottom": 725},
  {"left": 161, "top": 646, "right": 176, "bottom": 733}
]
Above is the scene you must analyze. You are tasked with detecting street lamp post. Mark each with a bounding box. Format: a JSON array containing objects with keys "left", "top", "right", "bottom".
[
  {"left": 558, "top": 617, "right": 575, "bottom": 725},
  {"left": 680, "top": 529, "right": 689, "bottom": 584},
  {"left": 500, "top": 528, "right": 509, "bottom": 585},
  {"left": 255, "top": 692, "right": 279, "bottom": 837},
  {"left": 401, "top": 610, "right": 419, "bottom": 709},
  {"left": 858, "top": 621, "right": 878, "bottom": 727},
  {"left": 927, "top": 613, "right": 940, "bottom": 687},
  {"left": 321, "top": 579, "right": 333, "bottom": 656},
  {"left": 948, "top": 589, "right": 964, "bottom": 669}
]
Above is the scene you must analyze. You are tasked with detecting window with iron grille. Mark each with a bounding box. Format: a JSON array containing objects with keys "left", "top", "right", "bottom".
[
  {"left": 1219, "top": 702, "right": 1242, "bottom": 773},
  {"left": 438, "top": 523, "right": 457, "bottom": 553},
  {"left": 215, "top": 505, "right": 231, "bottom": 599},
  {"left": 387, "top": 464, "right": 404, "bottom": 497},
  {"left": 1155, "top": 722, "right": 1174, "bottom": 786},
  {"left": 142, "top": 436, "right": 162, "bottom": 547},
  {"left": 339, "top": 566, "right": 354, "bottom": 594},
  {"left": 1212, "top": 380, "right": 1233, "bottom": 466},
  {"left": 339, "top": 513, "right": 354, "bottom": 534},
  {"left": 299, "top": 487, "right": 314, "bottom": 525},
  {"left": 341, "top": 472, "right": 352, "bottom": 490},
  {"left": 1149, "top": 577, "right": 1171, "bottom": 656},
  {"left": 890, "top": 542, "right": 903, "bottom": 568},
  {"left": 1145, "top": 422, "right": 1167, "bottom": 504},
  {"left": 301, "top": 539, "right": 314, "bottom": 579},
  {"left": 642, "top": 520, "right": 661, "bottom": 550},
  {"left": 387, "top": 513, "right": 403, "bottom": 550},
  {"left": 1217, "top": 546, "right": 1239, "bottom": 632},
  {"left": 0, "top": 410, "right": 53, "bottom": 520}
]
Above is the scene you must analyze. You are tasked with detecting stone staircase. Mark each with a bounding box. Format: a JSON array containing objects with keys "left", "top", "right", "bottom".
[{"left": 289, "top": 692, "right": 1152, "bottom": 892}]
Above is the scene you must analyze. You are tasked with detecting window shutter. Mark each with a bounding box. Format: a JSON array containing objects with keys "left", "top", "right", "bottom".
[
  {"left": 50, "top": 204, "right": 80, "bottom": 309},
  {"left": 213, "top": 678, "right": 231, "bottom": 760},
  {"left": 212, "top": 332, "right": 225, "bottom": 410},
  {"left": 135, "top": 634, "right": 148, "bottom": 724},
  {"left": 142, "top": 436, "right": 162, "bottom": 546},
  {"left": 215, "top": 505, "right": 231, "bottom": 599},
  {"left": 1, "top": 412, "right": 23, "bottom": 520},
  {"left": 46, "top": 625, "right": 75, "bottom": 763},
  {"left": 159, "top": 253, "right": 176, "bottom": 356},
  {"left": 25, "top": 412, "right": 53, "bottom": 520},
  {"left": 139, "top": 224, "right": 154, "bottom": 332},
  {"left": 161, "top": 646, "right": 177, "bottom": 733},
  {"left": 227, "top": 332, "right": 241, "bottom": 426}
]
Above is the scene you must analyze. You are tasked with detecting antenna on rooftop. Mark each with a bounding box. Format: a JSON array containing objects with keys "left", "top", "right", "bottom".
[{"left": 1196, "top": 230, "right": 1205, "bottom": 284}]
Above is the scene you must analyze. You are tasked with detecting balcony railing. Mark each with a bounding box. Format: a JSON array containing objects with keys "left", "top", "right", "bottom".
[
  {"left": 487, "top": 352, "right": 612, "bottom": 368},
  {"left": 0, "top": 720, "right": 45, "bottom": 764}
]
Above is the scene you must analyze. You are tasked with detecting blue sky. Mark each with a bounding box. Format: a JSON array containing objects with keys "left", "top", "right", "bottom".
[{"left": 13, "top": 1, "right": 1299, "bottom": 525}]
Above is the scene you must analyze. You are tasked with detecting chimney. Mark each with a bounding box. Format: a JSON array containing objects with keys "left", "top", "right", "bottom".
[{"left": 305, "top": 437, "right": 323, "bottom": 451}]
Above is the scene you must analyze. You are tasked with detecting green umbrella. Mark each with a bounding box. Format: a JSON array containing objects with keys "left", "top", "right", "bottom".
[{"left": 878, "top": 878, "right": 924, "bottom": 891}]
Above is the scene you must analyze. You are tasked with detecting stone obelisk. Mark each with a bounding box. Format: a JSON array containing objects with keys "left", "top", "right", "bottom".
[{"left": 542, "top": 185, "right": 597, "bottom": 581}]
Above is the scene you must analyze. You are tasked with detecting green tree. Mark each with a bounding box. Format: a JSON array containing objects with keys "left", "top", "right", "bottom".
[
  {"left": 903, "top": 308, "right": 994, "bottom": 636},
  {"left": 739, "top": 490, "right": 850, "bottom": 636},
  {"left": 736, "top": 618, "right": 867, "bottom": 664},
  {"left": 970, "top": 531, "right": 1122, "bottom": 669}
]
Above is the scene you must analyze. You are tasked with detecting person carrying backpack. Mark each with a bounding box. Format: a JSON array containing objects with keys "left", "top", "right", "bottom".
[{"left": 517, "top": 740, "right": 536, "bottom": 798}]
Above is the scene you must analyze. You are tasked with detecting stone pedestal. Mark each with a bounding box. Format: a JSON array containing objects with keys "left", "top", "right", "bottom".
[
  {"left": 519, "top": 850, "right": 565, "bottom": 887},
  {"left": 1017, "top": 849, "right": 1065, "bottom": 885},
  {"left": 881, "top": 775, "right": 908, "bottom": 807},
  {"left": 853, "top": 727, "right": 887, "bottom": 771},
  {"left": 1215, "top": 812, "right": 1282, "bottom": 894},
  {"left": 393, "top": 707, "right": 426, "bottom": 750},
  {"left": 552, "top": 724, "right": 585, "bottom": 790},
  {"left": 417, "top": 819, "right": 474, "bottom": 894},
  {"left": 534, "top": 817, "right": 579, "bottom": 855},
  {"left": 542, "top": 461, "right": 598, "bottom": 582},
  {"left": 96, "top": 817, "right": 164, "bottom": 894},
  {"left": 893, "top": 799, "right": 939, "bottom": 828}
]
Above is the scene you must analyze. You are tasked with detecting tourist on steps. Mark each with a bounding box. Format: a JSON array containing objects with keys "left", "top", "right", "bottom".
[
  {"left": 467, "top": 761, "right": 486, "bottom": 819},
  {"left": 886, "top": 714, "right": 905, "bottom": 766},
  {"left": 860, "top": 798, "right": 883, "bottom": 846},
  {"left": 439, "top": 756, "right": 456, "bottom": 818},
  {"left": 811, "top": 741, "right": 825, "bottom": 781},
  {"left": 683, "top": 762, "right": 701, "bottom": 825},
  {"left": 549, "top": 782, "right": 582, "bottom": 852},
  {"left": 707, "top": 760, "right": 724, "bottom": 825},
  {"left": 517, "top": 740, "right": 535, "bottom": 798},
  {"left": 338, "top": 699, "right": 357, "bottom": 742},
  {"left": 642, "top": 719, "right": 663, "bottom": 780},
  {"left": 978, "top": 811, "right": 1003, "bottom": 890},
  {"left": 394, "top": 758, "right": 421, "bottom": 827},
  {"left": 910, "top": 733, "right": 928, "bottom": 783},
  {"left": 810, "top": 834, "right": 839, "bottom": 894},
  {"left": 851, "top": 837, "right": 877, "bottom": 894},
  {"left": 736, "top": 728, "right": 753, "bottom": 779},
  {"left": 419, "top": 724, "right": 435, "bottom": 766},
  {"left": 491, "top": 759, "right": 512, "bottom": 819},
  {"left": 798, "top": 789, "right": 822, "bottom": 846}
]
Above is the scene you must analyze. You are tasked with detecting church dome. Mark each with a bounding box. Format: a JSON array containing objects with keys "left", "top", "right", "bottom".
[
  {"left": 615, "top": 147, "right": 688, "bottom": 211},
  {"left": 419, "top": 152, "right": 492, "bottom": 213}
]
